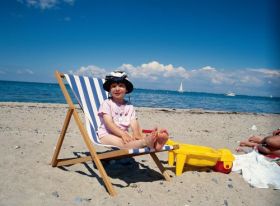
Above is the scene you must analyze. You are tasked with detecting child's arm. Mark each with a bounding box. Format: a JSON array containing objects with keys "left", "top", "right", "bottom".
[
  {"left": 130, "top": 119, "right": 143, "bottom": 140},
  {"left": 102, "top": 114, "right": 134, "bottom": 143}
]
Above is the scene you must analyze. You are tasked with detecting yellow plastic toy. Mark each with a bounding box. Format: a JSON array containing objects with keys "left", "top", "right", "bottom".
[{"left": 166, "top": 140, "right": 235, "bottom": 176}]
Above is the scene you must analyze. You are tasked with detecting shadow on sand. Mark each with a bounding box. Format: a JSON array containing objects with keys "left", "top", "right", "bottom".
[{"left": 58, "top": 151, "right": 171, "bottom": 189}]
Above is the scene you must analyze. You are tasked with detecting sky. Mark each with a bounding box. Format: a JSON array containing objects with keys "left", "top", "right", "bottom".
[{"left": 0, "top": 0, "right": 279, "bottom": 97}]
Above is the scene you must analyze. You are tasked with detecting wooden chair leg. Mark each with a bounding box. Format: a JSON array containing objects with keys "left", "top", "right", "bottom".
[
  {"left": 72, "top": 110, "right": 117, "bottom": 196},
  {"left": 54, "top": 72, "right": 117, "bottom": 196},
  {"left": 91, "top": 155, "right": 117, "bottom": 196},
  {"left": 51, "top": 108, "right": 73, "bottom": 167},
  {"left": 150, "top": 153, "right": 171, "bottom": 181}
]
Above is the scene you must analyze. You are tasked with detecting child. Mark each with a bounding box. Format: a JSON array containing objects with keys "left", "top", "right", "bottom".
[{"left": 97, "top": 70, "right": 168, "bottom": 151}]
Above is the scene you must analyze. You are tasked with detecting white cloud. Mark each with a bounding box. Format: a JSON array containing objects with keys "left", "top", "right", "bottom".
[
  {"left": 17, "top": 0, "right": 75, "bottom": 10},
  {"left": 119, "top": 61, "right": 190, "bottom": 80},
  {"left": 191, "top": 66, "right": 267, "bottom": 86},
  {"left": 69, "top": 65, "right": 107, "bottom": 78},
  {"left": 72, "top": 63, "right": 279, "bottom": 88},
  {"left": 68, "top": 62, "right": 280, "bottom": 96},
  {"left": 211, "top": 75, "right": 224, "bottom": 84},
  {"left": 16, "top": 69, "right": 34, "bottom": 75},
  {"left": 191, "top": 66, "right": 230, "bottom": 85},
  {"left": 71, "top": 61, "right": 190, "bottom": 82},
  {"left": 199, "top": 66, "right": 217, "bottom": 73},
  {"left": 240, "top": 75, "right": 261, "bottom": 84},
  {"left": 248, "top": 68, "right": 280, "bottom": 78}
]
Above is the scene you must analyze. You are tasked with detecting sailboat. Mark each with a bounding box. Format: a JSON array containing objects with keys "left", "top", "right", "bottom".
[
  {"left": 225, "top": 92, "right": 236, "bottom": 97},
  {"left": 178, "top": 81, "right": 184, "bottom": 93}
]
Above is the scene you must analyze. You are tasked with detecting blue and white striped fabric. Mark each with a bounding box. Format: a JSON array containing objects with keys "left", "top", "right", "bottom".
[{"left": 64, "top": 74, "right": 174, "bottom": 154}]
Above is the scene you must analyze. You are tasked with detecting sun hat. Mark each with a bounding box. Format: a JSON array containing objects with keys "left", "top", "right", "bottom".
[{"left": 103, "top": 70, "right": 134, "bottom": 94}]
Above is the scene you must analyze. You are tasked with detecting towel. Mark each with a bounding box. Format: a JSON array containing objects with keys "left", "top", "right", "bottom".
[{"left": 232, "top": 150, "right": 280, "bottom": 189}]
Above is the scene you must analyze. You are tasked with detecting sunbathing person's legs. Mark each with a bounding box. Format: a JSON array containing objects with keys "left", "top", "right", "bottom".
[
  {"left": 239, "top": 140, "right": 259, "bottom": 147},
  {"left": 236, "top": 135, "right": 264, "bottom": 152},
  {"left": 257, "top": 144, "right": 280, "bottom": 156},
  {"left": 236, "top": 132, "right": 280, "bottom": 156},
  {"left": 248, "top": 135, "right": 262, "bottom": 143},
  {"left": 258, "top": 135, "right": 280, "bottom": 156},
  {"left": 264, "top": 135, "right": 280, "bottom": 149}
]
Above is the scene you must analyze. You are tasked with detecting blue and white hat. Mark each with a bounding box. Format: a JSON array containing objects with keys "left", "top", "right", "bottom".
[{"left": 103, "top": 70, "right": 134, "bottom": 94}]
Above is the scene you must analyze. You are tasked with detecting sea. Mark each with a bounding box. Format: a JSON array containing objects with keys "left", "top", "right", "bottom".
[{"left": 1, "top": 80, "right": 280, "bottom": 114}]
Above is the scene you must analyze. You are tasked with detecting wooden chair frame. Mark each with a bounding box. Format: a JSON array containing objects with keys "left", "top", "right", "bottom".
[{"left": 51, "top": 71, "right": 178, "bottom": 196}]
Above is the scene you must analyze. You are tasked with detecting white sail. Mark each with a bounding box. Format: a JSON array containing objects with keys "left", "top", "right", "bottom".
[{"left": 178, "top": 81, "right": 184, "bottom": 93}]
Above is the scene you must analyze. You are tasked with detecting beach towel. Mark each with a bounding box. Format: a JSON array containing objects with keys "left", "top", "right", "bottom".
[{"left": 232, "top": 150, "right": 280, "bottom": 189}]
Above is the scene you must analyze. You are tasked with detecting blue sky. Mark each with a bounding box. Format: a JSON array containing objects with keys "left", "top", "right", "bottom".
[{"left": 0, "top": 0, "right": 279, "bottom": 97}]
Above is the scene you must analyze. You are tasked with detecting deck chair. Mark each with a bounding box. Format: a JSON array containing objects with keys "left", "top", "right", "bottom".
[{"left": 51, "top": 71, "right": 178, "bottom": 196}]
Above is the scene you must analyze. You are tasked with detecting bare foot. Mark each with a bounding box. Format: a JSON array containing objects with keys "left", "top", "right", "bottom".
[
  {"left": 154, "top": 129, "right": 169, "bottom": 151},
  {"left": 239, "top": 140, "right": 258, "bottom": 147},
  {"left": 235, "top": 146, "right": 254, "bottom": 153},
  {"left": 144, "top": 130, "right": 157, "bottom": 149},
  {"left": 248, "top": 135, "right": 262, "bottom": 143},
  {"left": 235, "top": 146, "right": 244, "bottom": 152}
]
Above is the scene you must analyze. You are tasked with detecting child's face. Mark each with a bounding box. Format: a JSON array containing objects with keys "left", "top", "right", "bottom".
[{"left": 110, "top": 82, "right": 127, "bottom": 101}]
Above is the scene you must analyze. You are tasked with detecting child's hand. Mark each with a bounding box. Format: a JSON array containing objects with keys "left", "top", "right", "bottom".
[
  {"left": 133, "top": 135, "right": 143, "bottom": 140},
  {"left": 121, "top": 132, "right": 134, "bottom": 143}
]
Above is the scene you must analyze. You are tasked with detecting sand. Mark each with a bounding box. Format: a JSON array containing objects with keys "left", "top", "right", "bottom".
[{"left": 0, "top": 102, "right": 279, "bottom": 206}]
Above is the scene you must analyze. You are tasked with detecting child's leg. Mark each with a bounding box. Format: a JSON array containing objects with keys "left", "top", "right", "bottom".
[
  {"left": 100, "top": 134, "right": 156, "bottom": 149},
  {"left": 123, "top": 135, "right": 156, "bottom": 149},
  {"left": 99, "top": 134, "right": 127, "bottom": 148},
  {"left": 130, "top": 119, "right": 144, "bottom": 140}
]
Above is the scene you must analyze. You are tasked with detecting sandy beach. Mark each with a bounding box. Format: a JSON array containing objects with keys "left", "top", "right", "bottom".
[{"left": 0, "top": 102, "right": 279, "bottom": 206}]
